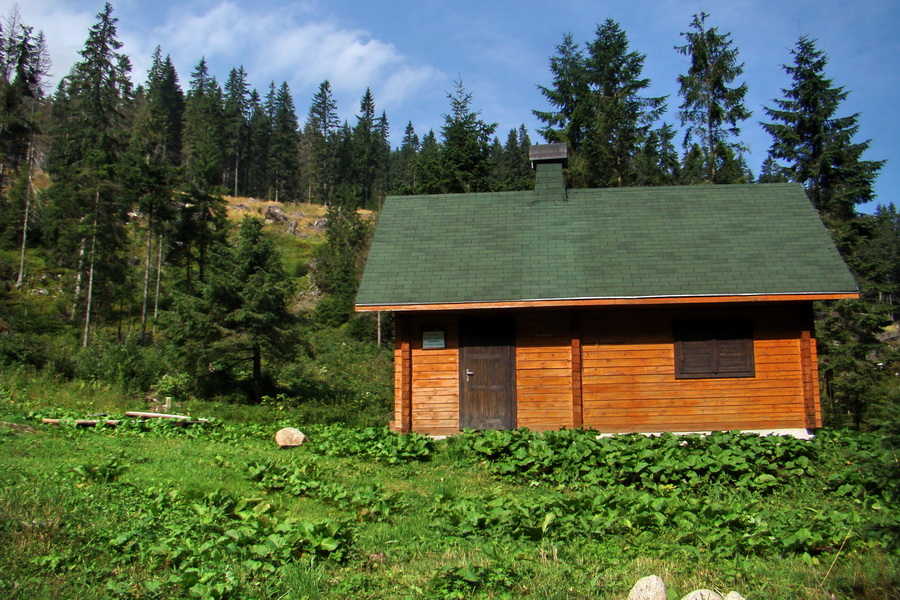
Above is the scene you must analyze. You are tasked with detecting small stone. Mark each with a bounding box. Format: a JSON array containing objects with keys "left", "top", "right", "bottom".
[
  {"left": 723, "top": 593, "right": 745, "bottom": 600},
  {"left": 627, "top": 575, "right": 666, "bottom": 600},
  {"left": 681, "top": 590, "right": 724, "bottom": 600},
  {"left": 275, "top": 427, "right": 308, "bottom": 447}
]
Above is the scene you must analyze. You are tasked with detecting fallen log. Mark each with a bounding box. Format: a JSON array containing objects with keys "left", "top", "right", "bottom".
[
  {"left": 0, "top": 421, "right": 37, "bottom": 433},
  {"left": 41, "top": 418, "right": 120, "bottom": 427},
  {"left": 124, "top": 411, "right": 209, "bottom": 422}
]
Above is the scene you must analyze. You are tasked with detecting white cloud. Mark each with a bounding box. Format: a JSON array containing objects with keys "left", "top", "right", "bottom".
[
  {"left": 152, "top": 1, "right": 442, "bottom": 111},
  {"left": 5, "top": 0, "right": 96, "bottom": 84}
]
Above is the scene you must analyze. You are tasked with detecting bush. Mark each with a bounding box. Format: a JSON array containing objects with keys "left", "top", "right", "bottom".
[{"left": 73, "top": 336, "right": 168, "bottom": 394}]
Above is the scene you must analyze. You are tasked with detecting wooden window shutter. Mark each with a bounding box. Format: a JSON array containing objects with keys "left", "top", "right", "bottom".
[{"left": 674, "top": 320, "right": 754, "bottom": 379}]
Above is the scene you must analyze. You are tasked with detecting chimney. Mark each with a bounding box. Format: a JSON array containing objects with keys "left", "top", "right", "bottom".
[{"left": 530, "top": 143, "right": 568, "bottom": 202}]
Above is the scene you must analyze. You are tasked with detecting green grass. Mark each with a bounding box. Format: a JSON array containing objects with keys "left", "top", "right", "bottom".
[{"left": 1, "top": 377, "right": 898, "bottom": 599}]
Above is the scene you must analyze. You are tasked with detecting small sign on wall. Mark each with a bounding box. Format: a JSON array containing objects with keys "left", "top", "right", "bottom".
[{"left": 422, "top": 330, "right": 445, "bottom": 349}]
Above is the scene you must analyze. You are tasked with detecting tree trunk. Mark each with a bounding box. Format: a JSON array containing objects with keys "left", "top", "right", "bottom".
[
  {"left": 82, "top": 189, "right": 100, "bottom": 347},
  {"left": 140, "top": 208, "right": 154, "bottom": 342},
  {"left": 72, "top": 236, "right": 86, "bottom": 320},
  {"left": 153, "top": 233, "right": 163, "bottom": 334},
  {"left": 233, "top": 155, "right": 239, "bottom": 197},
  {"left": 252, "top": 343, "right": 262, "bottom": 403},
  {"left": 15, "top": 130, "right": 38, "bottom": 288}
]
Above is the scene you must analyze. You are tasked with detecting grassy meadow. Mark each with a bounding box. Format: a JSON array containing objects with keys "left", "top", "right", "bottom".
[{"left": 1, "top": 369, "right": 898, "bottom": 600}]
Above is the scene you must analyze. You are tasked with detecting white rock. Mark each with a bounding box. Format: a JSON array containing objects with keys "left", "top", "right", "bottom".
[
  {"left": 275, "top": 427, "right": 308, "bottom": 447},
  {"left": 723, "top": 593, "right": 746, "bottom": 600},
  {"left": 681, "top": 590, "right": 724, "bottom": 600},
  {"left": 627, "top": 575, "right": 667, "bottom": 600}
]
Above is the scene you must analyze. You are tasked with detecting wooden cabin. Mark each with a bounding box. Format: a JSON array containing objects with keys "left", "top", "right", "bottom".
[{"left": 355, "top": 144, "right": 858, "bottom": 436}]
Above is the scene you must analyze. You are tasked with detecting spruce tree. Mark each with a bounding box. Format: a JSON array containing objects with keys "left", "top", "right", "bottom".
[
  {"left": 635, "top": 124, "right": 680, "bottom": 186},
  {"left": 534, "top": 33, "right": 590, "bottom": 153},
  {"left": 304, "top": 80, "right": 339, "bottom": 204},
  {"left": 165, "top": 216, "right": 295, "bottom": 401},
  {"left": 582, "top": 20, "right": 665, "bottom": 188},
  {"left": 0, "top": 8, "right": 51, "bottom": 287},
  {"left": 352, "top": 88, "right": 376, "bottom": 207},
  {"left": 44, "top": 2, "right": 133, "bottom": 345},
  {"left": 121, "top": 48, "right": 181, "bottom": 341},
  {"left": 223, "top": 66, "right": 250, "bottom": 197},
  {"left": 675, "top": 12, "right": 750, "bottom": 183},
  {"left": 535, "top": 21, "right": 665, "bottom": 188},
  {"left": 145, "top": 47, "right": 184, "bottom": 166},
  {"left": 313, "top": 204, "right": 369, "bottom": 326},
  {"left": 414, "top": 130, "right": 445, "bottom": 194},
  {"left": 762, "top": 36, "right": 887, "bottom": 427},
  {"left": 761, "top": 36, "right": 883, "bottom": 221},
  {"left": 182, "top": 57, "right": 224, "bottom": 192},
  {"left": 440, "top": 79, "right": 496, "bottom": 193},
  {"left": 270, "top": 81, "right": 299, "bottom": 202},
  {"left": 245, "top": 89, "right": 270, "bottom": 198},
  {"left": 392, "top": 121, "right": 419, "bottom": 194},
  {"left": 373, "top": 110, "right": 391, "bottom": 204}
]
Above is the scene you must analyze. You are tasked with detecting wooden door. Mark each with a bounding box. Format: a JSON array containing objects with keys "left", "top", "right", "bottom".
[{"left": 459, "top": 315, "right": 516, "bottom": 430}]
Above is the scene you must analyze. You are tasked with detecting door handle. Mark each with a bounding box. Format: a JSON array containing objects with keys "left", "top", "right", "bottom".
[{"left": 465, "top": 369, "right": 474, "bottom": 382}]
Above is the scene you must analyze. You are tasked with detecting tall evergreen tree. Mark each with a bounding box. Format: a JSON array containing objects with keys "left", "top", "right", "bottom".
[
  {"left": 145, "top": 47, "right": 183, "bottom": 166},
  {"left": 373, "top": 110, "right": 391, "bottom": 204},
  {"left": 353, "top": 88, "right": 390, "bottom": 208},
  {"left": 496, "top": 126, "right": 533, "bottom": 191},
  {"left": 762, "top": 36, "right": 887, "bottom": 428},
  {"left": 675, "top": 12, "right": 750, "bottom": 183},
  {"left": 440, "top": 79, "right": 496, "bottom": 193},
  {"left": 182, "top": 57, "right": 224, "bottom": 193},
  {"left": 313, "top": 204, "right": 370, "bottom": 326},
  {"left": 391, "top": 121, "right": 419, "bottom": 195},
  {"left": 756, "top": 156, "right": 788, "bottom": 183},
  {"left": 223, "top": 66, "right": 250, "bottom": 197},
  {"left": 635, "top": 123, "right": 680, "bottom": 186},
  {"left": 270, "top": 81, "right": 299, "bottom": 202},
  {"left": 121, "top": 48, "right": 181, "bottom": 341},
  {"left": 245, "top": 89, "right": 270, "bottom": 198},
  {"left": 0, "top": 8, "right": 51, "bottom": 287},
  {"left": 414, "top": 130, "right": 445, "bottom": 194},
  {"left": 165, "top": 217, "right": 295, "bottom": 402},
  {"left": 761, "top": 36, "right": 883, "bottom": 221},
  {"left": 303, "top": 80, "right": 339, "bottom": 204},
  {"left": 44, "top": 2, "right": 133, "bottom": 345},
  {"left": 533, "top": 33, "right": 591, "bottom": 153},
  {"left": 535, "top": 21, "right": 665, "bottom": 188}
]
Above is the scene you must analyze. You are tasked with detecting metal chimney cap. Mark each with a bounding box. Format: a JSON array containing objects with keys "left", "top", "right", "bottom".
[{"left": 529, "top": 143, "right": 568, "bottom": 162}]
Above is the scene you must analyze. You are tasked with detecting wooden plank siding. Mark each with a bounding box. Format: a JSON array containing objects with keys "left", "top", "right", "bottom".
[
  {"left": 391, "top": 303, "right": 822, "bottom": 435},
  {"left": 406, "top": 316, "right": 461, "bottom": 435},
  {"left": 515, "top": 313, "right": 573, "bottom": 431},
  {"left": 580, "top": 304, "right": 814, "bottom": 433}
]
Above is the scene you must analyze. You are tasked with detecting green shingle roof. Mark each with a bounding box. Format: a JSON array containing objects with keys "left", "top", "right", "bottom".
[{"left": 355, "top": 181, "right": 857, "bottom": 308}]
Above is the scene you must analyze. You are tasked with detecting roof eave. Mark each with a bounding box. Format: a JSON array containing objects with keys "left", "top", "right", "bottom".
[{"left": 355, "top": 291, "right": 860, "bottom": 312}]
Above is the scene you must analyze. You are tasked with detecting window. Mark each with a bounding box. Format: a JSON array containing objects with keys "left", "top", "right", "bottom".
[{"left": 673, "top": 320, "right": 754, "bottom": 379}]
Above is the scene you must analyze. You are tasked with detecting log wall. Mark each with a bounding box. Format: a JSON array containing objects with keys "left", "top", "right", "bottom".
[
  {"left": 515, "top": 312, "right": 573, "bottom": 430},
  {"left": 392, "top": 303, "right": 820, "bottom": 435},
  {"left": 580, "top": 304, "right": 812, "bottom": 432},
  {"left": 393, "top": 315, "right": 461, "bottom": 435}
]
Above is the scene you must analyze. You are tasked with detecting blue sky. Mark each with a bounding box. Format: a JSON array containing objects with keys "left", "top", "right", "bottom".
[{"left": 10, "top": 0, "right": 898, "bottom": 213}]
